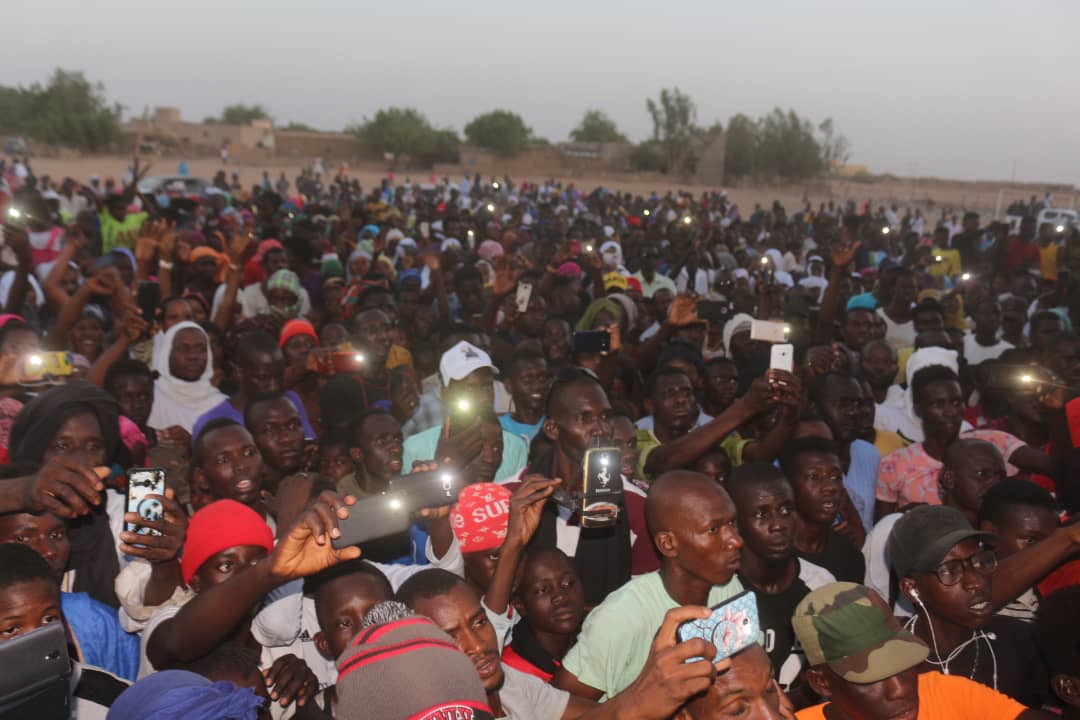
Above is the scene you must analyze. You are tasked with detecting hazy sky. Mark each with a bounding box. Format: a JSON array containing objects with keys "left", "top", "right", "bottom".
[{"left": 5, "top": 0, "right": 1078, "bottom": 184}]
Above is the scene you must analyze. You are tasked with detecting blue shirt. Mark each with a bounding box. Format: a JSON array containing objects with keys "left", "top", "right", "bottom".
[
  {"left": 499, "top": 414, "right": 545, "bottom": 444},
  {"left": 402, "top": 426, "right": 529, "bottom": 484},
  {"left": 844, "top": 439, "right": 880, "bottom": 530},
  {"left": 62, "top": 591, "right": 139, "bottom": 681}
]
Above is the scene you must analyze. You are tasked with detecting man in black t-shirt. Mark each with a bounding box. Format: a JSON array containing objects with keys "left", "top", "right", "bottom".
[
  {"left": 778, "top": 437, "right": 866, "bottom": 583},
  {"left": 728, "top": 462, "right": 836, "bottom": 694}
]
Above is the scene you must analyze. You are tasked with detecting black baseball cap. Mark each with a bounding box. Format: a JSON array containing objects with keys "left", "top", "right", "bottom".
[{"left": 886, "top": 505, "right": 996, "bottom": 579}]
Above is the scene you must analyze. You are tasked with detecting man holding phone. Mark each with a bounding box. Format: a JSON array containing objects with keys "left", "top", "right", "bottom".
[{"left": 402, "top": 341, "right": 528, "bottom": 484}]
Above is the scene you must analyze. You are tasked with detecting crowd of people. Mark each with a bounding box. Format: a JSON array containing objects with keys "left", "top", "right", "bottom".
[{"left": 0, "top": 154, "right": 1079, "bottom": 720}]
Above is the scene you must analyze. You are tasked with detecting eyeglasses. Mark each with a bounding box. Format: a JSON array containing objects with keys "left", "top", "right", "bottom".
[{"left": 927, "top": 549, "right": 997, "bottom": 586}]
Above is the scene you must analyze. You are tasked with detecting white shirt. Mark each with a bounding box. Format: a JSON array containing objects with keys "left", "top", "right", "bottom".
[
  {"left": 210, "top": 282, "right": 312, "bottom": 320},
  {"left": 876, "top": 308, "right": 915, "bottom": 350},
  {"left": 862, "top": 512, "right": 914, "bottom": 618},
  {"left": 963, "top": 332, "right": 1014, "bottom": 366},
  {"left": 635, "top": 411, "right": 713, "bottom": 432}
]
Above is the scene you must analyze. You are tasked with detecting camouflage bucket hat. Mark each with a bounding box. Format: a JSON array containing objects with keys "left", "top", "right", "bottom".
[{"left": 792, "top": 582, "right": 929, "bottom": 684}]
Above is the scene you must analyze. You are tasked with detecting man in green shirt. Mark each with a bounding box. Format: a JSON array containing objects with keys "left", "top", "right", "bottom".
[
  {"left": 553, "top": 470, "right": 745, "bottom": 700},
  {"left": 99, "top": 159, "right": 150, "bottom": 253}
]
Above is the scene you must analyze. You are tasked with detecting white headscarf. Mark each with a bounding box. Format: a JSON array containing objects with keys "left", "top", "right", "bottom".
[
  {"left": 0, "top": 270, "right": 44, "bottom": 309},
  {"left": 875, "top": 346, "right": 963, "bottom": 443},
  {"left": 147, "top": 321, "right": 226, "bottom": 432},
  {"left": 722, "top": 313, "right": 754, "bottom": 356}
]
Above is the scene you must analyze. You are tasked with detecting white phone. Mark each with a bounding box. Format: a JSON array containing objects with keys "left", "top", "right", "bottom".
[
  {"left": 515, "top": 282, "right": 533, "bottom": 313},
  {"left": 770, "top": 343, "right": 794, "bottom": 373},
  {"left": 751, "top": 319, "right": 788, "bottom": 343}
]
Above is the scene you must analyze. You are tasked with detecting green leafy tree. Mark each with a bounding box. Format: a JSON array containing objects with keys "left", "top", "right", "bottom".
[
  {"left": 569, "top": 110, "right": 627, "bottom": 143},
  {"left": 754, "top": 108, "right": 823, "bottom": 180},
  {"left": 629, "top": 141, "right": 666, "bottom": 172},
  {"left": 204, "top": 104, "right": 271, "bottom": 124},
  {"left": 645, "top": 87, "right": 701, "bottom": 175},
  {"left": 724, "top": 113, "right": 757, "bottom": 178},
  {"left": 349, "top": 107, "right": 459, "bottom": 165},
  {"left": 464, "top": 110, "right": 531, "bottom": 156},
  {"left": 282, "top": 121, "right": 316, "bottom": 132},
  {"left": 0, "top": 69, "right": 122, "bottom": 151}
]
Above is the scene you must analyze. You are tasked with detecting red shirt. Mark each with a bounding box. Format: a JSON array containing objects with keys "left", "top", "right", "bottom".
[{"left": 1004, "top": 236, "right": 1039, "bottom": 272}]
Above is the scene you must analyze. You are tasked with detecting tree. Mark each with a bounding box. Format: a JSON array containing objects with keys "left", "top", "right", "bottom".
[
  {"left": 724, "top": 113, "right": 757, "bottom": 178},
  {"left": 206, "top": 104, "right": 271, "bottom": 125},
  {"left": 348, "top": 107, "right": 459, "bottom": 165},
  {"left": 0, "top": 69, "right": 122, "bottom": 151},
  {"left": 282, "top": 121, "right": 316, "bottom": 132},
  {"left": 754, "top": 108, "right": 823, "bottom": 180},
  {"left": 629, "top": 141, "right": 666, "bottom": 172},
  {"left": 818, "top": 117, "right": 851, "bottom": 169},
  {"left": 645, "top": 87, "right": 701, "bottom": 176},
  {"left": 569, "top": 110, "right": 627, "bottom": 144},
  {"left": 464, "top": 110, "right": 531, "bottom": 156}
]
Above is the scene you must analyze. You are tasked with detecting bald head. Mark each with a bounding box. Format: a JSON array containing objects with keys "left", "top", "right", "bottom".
[
  {"left": 646, "top": 470, "right": 730, "bottom": 537},
  {"left": 943, "top": 438, "right": 998, "bottom": 471}
]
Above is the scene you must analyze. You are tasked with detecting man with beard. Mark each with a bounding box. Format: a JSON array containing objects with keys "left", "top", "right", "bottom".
[
  {"left": 244, "top": 392, "right": 311, "bottom": 495},
  {"left": 858, "top": 339, "right": 898, "bottom": 407},
  {"left": 728, "top": 462, "right": 835, "bottom": 692}
]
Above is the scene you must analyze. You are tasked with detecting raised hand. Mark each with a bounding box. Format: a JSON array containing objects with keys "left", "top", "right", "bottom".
[
  {"left": 666, "top": 293, "right": 700, "bottom": 327},
  {"left": 505, "top": 475, "right": 560, "bottom": 549},
  {"left": 268, "top": 491, "right": 361, "bottom": 581},
  {"left": 20, "top": 459, "right": 107, "bottom": 519}
]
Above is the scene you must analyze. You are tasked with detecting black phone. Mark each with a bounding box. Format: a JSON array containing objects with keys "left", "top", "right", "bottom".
[
  {"left": 135, "top": 281, "right": 161, "bottom": 325},
  {"left": 572, "top": 330, "right": 610, "bottom": 355},
  {"left": 331, "top": 492, "right": 413, "bottom": 549},
  {"left": 389, "top": 467, "right": 466, "bottom": 509},
  {"left": 0, "top": 621, "right": 70, "bottom": 719},
  {"left": 580, "top": 445, "right": 623, "bottom": 528},
  {"left": 697, "top": 300, "right": 732, "bottom": 322}
]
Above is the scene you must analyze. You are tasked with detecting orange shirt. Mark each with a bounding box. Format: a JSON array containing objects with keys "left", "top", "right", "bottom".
[{"left": 795, "top": 671, "right": 1027, "bottom": 720}]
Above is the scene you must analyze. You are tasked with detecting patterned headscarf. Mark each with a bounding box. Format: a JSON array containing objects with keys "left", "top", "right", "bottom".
[{"left": 264, "top": 269, "right": 302, "bottom": 320}]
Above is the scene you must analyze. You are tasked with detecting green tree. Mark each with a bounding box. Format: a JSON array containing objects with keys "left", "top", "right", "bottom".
[
  {"left": 724, "top": 113, "right": 757, "bottom": 178},
  {"left": 282, "top": 121, "right": 316, "bottom": 132},
  {"left": 464, "top": 110, "right": 531, "bottom": 156},
  {"left": 205, "top": 104, "right": 271, "bottom": 125},
  {"left": 0, "top": 69, "right": 122, "bottom": 151},
  {"left": 628, "top": 141, "right": 666, "bottom": 172},
  {"left": 754, "top": 108, "right": 824, "bottom": 180},
  {"left": 645, "top": 87, "right": 701, "bottom": 176},
  {"left": 349, "top": 107, "right": 459, "bottom": 165},
  {"left": 569, "top": 110, "right": 627, "bottom": 143}
]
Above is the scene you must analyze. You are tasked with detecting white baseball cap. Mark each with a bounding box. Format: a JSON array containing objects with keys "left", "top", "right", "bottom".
[{"left": 439, "top": 341, "right": 497, "bottom": 387}]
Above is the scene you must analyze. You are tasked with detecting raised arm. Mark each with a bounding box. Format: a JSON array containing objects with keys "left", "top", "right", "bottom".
[{"left": 814, "top": 235, "right": 861, "bottom": 345}]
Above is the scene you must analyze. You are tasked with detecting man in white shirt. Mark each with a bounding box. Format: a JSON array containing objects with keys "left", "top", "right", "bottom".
[{"left": 964, "top": 297, "right": 1014, "bottom": 367}]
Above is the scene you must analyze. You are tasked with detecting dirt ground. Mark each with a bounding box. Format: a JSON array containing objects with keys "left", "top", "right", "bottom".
[{"left": 25, "top": 154, "right": 1079, "bottom": 221}]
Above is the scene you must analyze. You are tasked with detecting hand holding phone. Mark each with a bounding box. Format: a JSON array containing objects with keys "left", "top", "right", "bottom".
[
  {"left": 125, "top": 468, "right": 166, "bottom": 536},
  {"left": 676, "top": 591, "right": 760, "bottom": 663}
]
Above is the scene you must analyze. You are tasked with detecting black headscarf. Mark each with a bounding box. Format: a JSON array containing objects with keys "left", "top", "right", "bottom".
[
  {"left": 9, "top": 381, "right": 120, "bottom": 465},
  {"left": 8, "top": 381, "right": 121, "bottom": 607}
]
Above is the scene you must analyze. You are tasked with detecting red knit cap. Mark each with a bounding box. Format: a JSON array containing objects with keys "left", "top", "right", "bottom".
[
  {"left": 449, "top": 483, "right": 512, "bottom": 554},
  {"left": 279, "top": 319, "right": 319, "bottom": 349},
  {"left": 181, "top": 500, "right": 274, "bottom": 584}
]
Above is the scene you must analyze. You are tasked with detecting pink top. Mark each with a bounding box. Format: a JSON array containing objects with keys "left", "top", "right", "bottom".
[{"left": 876, "top": 429, "right": 1025, "bottom": 508}]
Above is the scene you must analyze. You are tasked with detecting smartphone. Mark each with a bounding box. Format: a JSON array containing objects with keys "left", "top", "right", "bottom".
[
  {"left": 572, "top": 330, "right": 610, "bottom": 355},
  {"left": 770, "top": 343, "right": 794, "bottom": 373},
  {"left": 0, "top": 621, "right": 70, "bottom": 718},
  {"left": 750, "top": 319, "right": 788, "bottom": 343},
  {"left": 697, "top": 300, "right": 731, "bottom": 323},
  {"left": 580, "top": 445, "right": 623, "bottom": 528},
  {"left": 419, "top": 221, "right": 431, "bottom": 240},
  {"left": 331, "top": 351, "right": 366, "bottom": 375},
  {"left": 515, "top": 282, "right": 533, "bottom": 314},
  {"left": 136, "top": 280, "right": 161, "bottom": 325},
  {"left": 676, "top": 590, "right": 760, "bottom": 662},
  {"left": 126, "top": 467, "right": 166, "bottom": 535},
  {"left": 22, "top": 352, "right": 74, "bottom": 383},
  {"left": 331, "top": 492, "right": 413, "bottom": 549},
  {"left": 390, "top": 467, "right": 466, "bottom": 509}
]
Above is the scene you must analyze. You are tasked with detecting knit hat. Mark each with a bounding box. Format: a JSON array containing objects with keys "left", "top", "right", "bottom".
[
  {"left": 793, "top": 582, "right": 929, "bottom": 684},
  {"left": 450, "top": 483, "right": 512, "bottom": 553},
  {"left": 337, "top": 609, "right": 494, "bottom": 720},
  {"left": 181, "top": 500, "right": 274, "bottom": 584},
  {"left": 279, "top": 319, "right": 319, "bottom": 349}
]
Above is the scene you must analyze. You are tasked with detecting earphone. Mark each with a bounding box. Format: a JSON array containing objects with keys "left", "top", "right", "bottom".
[{"left": 904, "top": 590, "right": 998, "bottom": 690}]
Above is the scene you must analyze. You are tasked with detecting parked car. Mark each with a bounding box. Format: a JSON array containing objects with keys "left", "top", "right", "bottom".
[
  {"left": 138, "top": 176, "right": 210, "bottom": 203},
  {"left": 1037, "top": 207, "right": 1079, "bottom": 232},
  {"left": 3, "top": 136, "right": 30, "bottom": 157}
]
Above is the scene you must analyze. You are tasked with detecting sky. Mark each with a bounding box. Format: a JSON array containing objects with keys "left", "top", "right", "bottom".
[{"left": 5, "top": 0, "right": 1078, "bottom": 184}]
